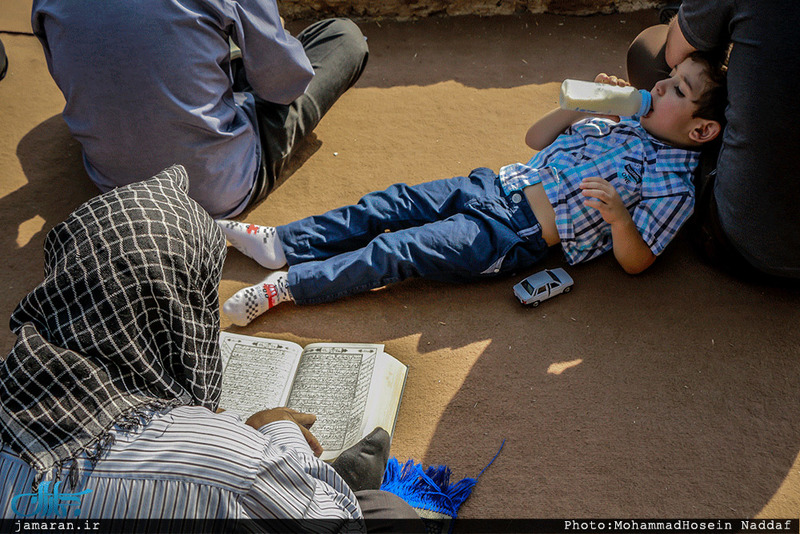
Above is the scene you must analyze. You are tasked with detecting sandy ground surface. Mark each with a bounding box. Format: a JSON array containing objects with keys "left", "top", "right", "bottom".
[{"left": 2, "top": 4, "right": 799, "bottom": 522}]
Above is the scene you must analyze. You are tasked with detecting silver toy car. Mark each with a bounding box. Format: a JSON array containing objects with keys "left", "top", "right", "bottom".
[{"left": 513, "top": 268, "right": 574, "bottom": 307}]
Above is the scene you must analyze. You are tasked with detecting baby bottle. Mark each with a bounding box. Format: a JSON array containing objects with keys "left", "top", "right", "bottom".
[{"left": 559, "top": 79, "right": 652, "bottom": 120}]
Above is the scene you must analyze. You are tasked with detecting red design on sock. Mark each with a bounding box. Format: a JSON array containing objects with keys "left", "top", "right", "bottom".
[
  {"left": 246, "top": 224, "right": 258, "bottom": 234},
  {"left": 262, "top": 283, "right": 278, "bottom": 308}
]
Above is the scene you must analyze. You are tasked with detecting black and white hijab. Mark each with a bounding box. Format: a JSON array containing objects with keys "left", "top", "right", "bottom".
[{"left": 0, "top": 165, "right": 227, "bottom": 484}]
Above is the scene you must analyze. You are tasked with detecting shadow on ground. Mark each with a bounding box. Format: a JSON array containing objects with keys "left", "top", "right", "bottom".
[
  {"left": 301, "top": 11, "right": 659, "bottom": 90},
  {"left": 429, "top": 246, "right": 800, "bottom": 519},
  {"left": 0, "top": 114, "right": 96, "bottom": 351},
  {"left": 228, "top": 234, "right": 800, "bottom": 518},
  {"left": 4, "top": 8, "right": 799, "bottom": 521}
]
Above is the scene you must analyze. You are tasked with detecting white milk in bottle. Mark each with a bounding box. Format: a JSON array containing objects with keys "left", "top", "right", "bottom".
[{"left": 559, "top": 79, "right": 652, "bottom": 119}]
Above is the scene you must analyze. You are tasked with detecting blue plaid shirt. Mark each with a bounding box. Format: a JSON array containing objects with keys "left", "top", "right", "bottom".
[{"left": 499, "top": 118, "right": 699, "bottom": 265}]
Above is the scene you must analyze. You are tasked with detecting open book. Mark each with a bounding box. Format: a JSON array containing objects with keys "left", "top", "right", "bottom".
[{"left": 218, "top": 332, "right": 408, "bottom": 461}]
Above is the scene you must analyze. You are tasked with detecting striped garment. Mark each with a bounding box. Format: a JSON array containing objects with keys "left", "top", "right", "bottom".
[
  {"left": 0, "top": 167, "right": 363, "bottom": 531},
  {"left": 1, "top": 407, "right": 363, "bottom": 531},
  {"left": 499, "top": 118, "right": 699, "bottom": 265},
  {"left": 0, "top": 166, "right": 226, "bottom": 478}
]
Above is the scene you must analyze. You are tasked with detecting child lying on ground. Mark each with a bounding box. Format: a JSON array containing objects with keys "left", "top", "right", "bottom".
[{"left": 219, "top": 52, "right": 726, "bottom": 326}]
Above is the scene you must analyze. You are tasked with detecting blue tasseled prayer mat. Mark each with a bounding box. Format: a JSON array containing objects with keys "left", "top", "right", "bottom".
[{"left": 380, "top": 440, "right": 505, "bottom": 534}]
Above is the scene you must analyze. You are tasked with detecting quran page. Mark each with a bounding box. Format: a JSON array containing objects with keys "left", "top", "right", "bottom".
[
  {"left": 217, "top": 334, "right": 408, "bottom": 461},
  {"left": 218, "top": 332, "right": 303, "bottom": 417},
  {"left": 288, "top": 343, "right": 407, "bottom": 461}
]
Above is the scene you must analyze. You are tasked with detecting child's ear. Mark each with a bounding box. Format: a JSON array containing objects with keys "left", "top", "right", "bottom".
[{"left": 689, "top": 119, "right": 722, "bottom": 144}]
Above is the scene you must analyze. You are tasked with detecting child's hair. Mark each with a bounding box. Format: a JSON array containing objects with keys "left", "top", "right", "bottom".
[{"left": 689, "top": 50, "right": 728, "bottom": 127}]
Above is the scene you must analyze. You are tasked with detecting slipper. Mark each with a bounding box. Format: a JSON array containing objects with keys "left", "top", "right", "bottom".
[{"left": 0, "top": 38, "right": 7, "bottom": 81}]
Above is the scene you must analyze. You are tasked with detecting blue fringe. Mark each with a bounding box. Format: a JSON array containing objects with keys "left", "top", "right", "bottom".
[{"left": 379, "top": 440, "right": 505, "bottom": 519}]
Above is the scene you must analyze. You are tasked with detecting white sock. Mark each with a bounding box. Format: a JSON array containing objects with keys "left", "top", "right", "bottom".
[
  {"left": 216, "top": 220, "right": 287, "bottom": 269},
  {"left": 223, "top": 271, "right": 293, "bottom": 326}
]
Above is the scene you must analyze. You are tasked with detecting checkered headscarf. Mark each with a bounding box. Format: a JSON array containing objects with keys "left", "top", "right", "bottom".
[{"left": 0, "top": 165, "right": 226, "bottom": 479}]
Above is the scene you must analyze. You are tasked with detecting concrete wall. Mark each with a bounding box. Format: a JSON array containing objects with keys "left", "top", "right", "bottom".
[{"left": 278, "top": 0, "right": 666, "bottom": 21}]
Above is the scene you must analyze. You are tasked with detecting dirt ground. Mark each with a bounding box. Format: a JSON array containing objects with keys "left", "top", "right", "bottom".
[{"left": 2, "top": 4, "right": 799, "bottom": 523}]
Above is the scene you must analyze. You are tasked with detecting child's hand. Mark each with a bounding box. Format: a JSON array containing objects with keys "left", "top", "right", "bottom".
[
  {"left": 582, "top": 175, "right": 656, "bottom": 274},
  {"left": 580, "top": 176, "right": 629, "bottom": 225},
  {"left": 594, "top": 73, "right": 631, "bottom": 87},
  {"left": 591, "top": 74, "right": 631, "bottom": 122}
]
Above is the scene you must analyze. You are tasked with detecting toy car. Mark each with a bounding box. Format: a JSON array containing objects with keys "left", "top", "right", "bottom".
[{"left": 513, "top": 268, "right": 573, "bottom": 307}]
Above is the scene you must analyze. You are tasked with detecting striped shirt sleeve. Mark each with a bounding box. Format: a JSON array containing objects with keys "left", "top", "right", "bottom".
[
  {"left": 0, "top": 407, "right": 364, "bottom": 531},
  {"left": 243, "top": 421, "right": 363, "bottom": 531}
]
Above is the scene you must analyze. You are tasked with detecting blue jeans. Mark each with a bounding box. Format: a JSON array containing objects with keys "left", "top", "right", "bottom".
[{"left": 277, "top": 167, "right": 550, "bottom": 304}]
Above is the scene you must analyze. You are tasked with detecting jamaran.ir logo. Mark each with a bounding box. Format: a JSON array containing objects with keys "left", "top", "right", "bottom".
[{"left": 11, "top": 480, "right": 92, "bottom": 518}]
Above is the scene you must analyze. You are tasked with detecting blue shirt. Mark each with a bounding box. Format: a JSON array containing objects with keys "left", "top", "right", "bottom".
[
  {"left": 499, "top": 118, "right": 699, "bottom": 265},
  {"left": 31, "top": 0, "right": 314, "bottom": 218},
  {"left": 1, "top": 406, "right": 363, "bottom": 530}
]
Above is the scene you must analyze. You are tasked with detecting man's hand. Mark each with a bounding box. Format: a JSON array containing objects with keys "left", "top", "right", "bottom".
[
  {"left": 246, "top": 407, "right": 323, "bottom": 457},
  {"left": 580, "top": 176, "right": 628, "bottom": 224}
]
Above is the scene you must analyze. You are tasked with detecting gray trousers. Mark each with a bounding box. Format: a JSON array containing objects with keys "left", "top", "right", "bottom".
[
  {"left": 357, "top": 490, "right": 425, "bottom": 533},
  {"left": 232, "top": 18, "right": 369, "bottom": 206},
  {"left": 0, "top": 37, "right": 7, "bottom": 81}
]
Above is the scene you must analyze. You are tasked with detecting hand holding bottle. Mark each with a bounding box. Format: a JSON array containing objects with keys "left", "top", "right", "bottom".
[{"left": 559, "top": 73, "right": 652, "bottom": 120}]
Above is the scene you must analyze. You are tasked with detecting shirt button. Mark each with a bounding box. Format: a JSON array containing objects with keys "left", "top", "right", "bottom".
[{"left": 511, "top": 193, "right": 522, "bottom": 204}]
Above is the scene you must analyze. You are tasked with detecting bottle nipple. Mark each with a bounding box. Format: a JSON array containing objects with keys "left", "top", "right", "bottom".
[{"left": 633, "top": 90, "right": 652, "bottom": 120}]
